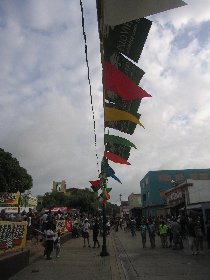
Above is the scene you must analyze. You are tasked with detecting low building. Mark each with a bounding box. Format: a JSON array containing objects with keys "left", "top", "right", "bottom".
[
  {"left": 164, "top": 179, "right": 210, "bottom": 233},
  {"left": 128, "top": 193, "right": 142, "bottom": 218},
  {"left": 140, "top": 169, "right": 210, "bottom": 217},
  {"left": 120, "top": 201, "right": 129, "bottom": 218}
]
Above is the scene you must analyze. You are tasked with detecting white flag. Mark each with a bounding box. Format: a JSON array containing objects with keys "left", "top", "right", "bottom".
[{"left": 104, "top": 0, "right": 187, "bottom": 26}]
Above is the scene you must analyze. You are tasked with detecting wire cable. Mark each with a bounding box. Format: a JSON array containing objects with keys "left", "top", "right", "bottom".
[{"left": 80, "top": 0, "right": 100, "bottom": 174}]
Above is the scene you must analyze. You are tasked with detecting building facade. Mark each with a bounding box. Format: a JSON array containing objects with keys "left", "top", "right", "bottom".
[
  {"left": 140, "top": 169, "right": 210, "bottom": 217},
  {"left": 128, "top": 193, "right": 142, "bottom": 218}
]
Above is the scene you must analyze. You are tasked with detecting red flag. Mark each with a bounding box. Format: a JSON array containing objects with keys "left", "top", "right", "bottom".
[
  {"left": 103, "top": 61, "right": 151, "bottom": 100},
  {"left": 89, "top": 179, "right": 103, "bottom": 187},
  {"left": 104, "top": 150, "right": 131, "bottom": 165}
]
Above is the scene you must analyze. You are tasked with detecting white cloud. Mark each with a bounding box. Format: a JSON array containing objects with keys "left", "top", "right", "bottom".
[{"left": 0, "top": 0, "right": 210, "bottom": 205}]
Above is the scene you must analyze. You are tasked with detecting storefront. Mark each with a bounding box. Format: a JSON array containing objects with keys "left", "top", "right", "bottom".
[{"left": 164, "top": 185, "right": 188, "bottom": 217}]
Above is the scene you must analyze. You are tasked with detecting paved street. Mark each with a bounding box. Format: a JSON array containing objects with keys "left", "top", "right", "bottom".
[
  {"left": 9, "top": 233, "right": 124, "bottom": 280},
  {"left": 8, "top": 229, "right": 210, "bottom": 280},
  {"left": 114, "top": 229, "right": 210, "bottom": 280}
]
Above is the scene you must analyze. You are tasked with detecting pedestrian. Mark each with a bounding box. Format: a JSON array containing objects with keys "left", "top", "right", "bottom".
[
  {"left": 194, "top": 220, "right": 204, "bottom": 255},
  {"left": 171, "top": 219, "right": 184, "bottom": 250},
  {"left": 82, "top": 218, "right": 91, "bottom": 248},
  {"left": 159, "top": 220, "right": 168, "bottom": 248},
  {"left": 130, "top": 217, "right": 136, "bottom": 236},
  {"left": 148, "top": 220, "right": 156, "bottom": 248},
  {"left": 54, "top": 231, "right": 61, "bottom": 258},
  {"left": 187, "top": 217, "right": 196, "bottom": 255},
  {"left": 92, "top": 219, "right": 100, "bottom": 248},
  {"left": 140, "top": 220, "right": 147, "bottom": 248},
  {"left": 44, "top": 222, "right": 55, "bottom": 260},
  {"left": 206, "top": 220, "right": 210, "bottom": 249}
]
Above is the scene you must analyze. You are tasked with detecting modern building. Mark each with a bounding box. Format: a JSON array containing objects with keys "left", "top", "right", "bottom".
[{"left": 140, "top": 169, "right": 210, "bottom": 217}]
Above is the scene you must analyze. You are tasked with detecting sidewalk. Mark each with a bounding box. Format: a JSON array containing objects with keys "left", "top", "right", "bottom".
[{"left": 9, "top": 233, "right": 125, "bottom": 280}]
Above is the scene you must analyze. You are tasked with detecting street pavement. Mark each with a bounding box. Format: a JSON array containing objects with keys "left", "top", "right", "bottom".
[
  {"left": 9, "top": 229, "right": 210, "bottom": 280},
  {"left": 113, "top": 229, "right": 210, "bottom": 280},
  {"left": 9, "top": 233, "right": 124, "bottom": 280}
]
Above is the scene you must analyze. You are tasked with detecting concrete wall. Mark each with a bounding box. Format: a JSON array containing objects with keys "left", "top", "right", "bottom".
[
  {"left": 0, "top": 250, "right": 30, "bottom": 280},
  {"left": 189, "top": 180, "right": 210, "bottom": 203}
]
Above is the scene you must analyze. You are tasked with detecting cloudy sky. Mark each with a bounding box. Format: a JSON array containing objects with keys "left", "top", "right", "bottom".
[{"left": 1, "top": 0, "right": 210, "bottom": 205}]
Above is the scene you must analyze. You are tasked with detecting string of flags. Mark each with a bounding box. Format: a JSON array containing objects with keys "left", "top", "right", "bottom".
[{"left": 89, "top": 0, "right": 187, "bottom": 205}]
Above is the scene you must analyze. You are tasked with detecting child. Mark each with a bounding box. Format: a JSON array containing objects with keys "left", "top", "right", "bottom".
[{"left": 54, "top": 231, "right": 61, "bottom": 258}]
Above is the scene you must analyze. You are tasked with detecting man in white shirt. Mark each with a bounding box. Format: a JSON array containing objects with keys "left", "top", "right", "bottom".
[{"left": 82, "top": 218, "right": 91, "bottom": 247}]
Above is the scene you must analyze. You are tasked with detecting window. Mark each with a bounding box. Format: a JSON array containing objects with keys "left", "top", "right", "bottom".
[
  {"left": 199, "top": 173, "right": 208, "bottom": 180},
  {"left": 143, "top": 194, "right": 146, "bottom": 202},
  {"left": 175, "top": 173, "right": 184, "bottom": 181},
  {"left": 189, "top": 173, "right": 198, "bottom": 180},
  {"left": 158, "top": 174, "right": 171, "bottom": 181}
]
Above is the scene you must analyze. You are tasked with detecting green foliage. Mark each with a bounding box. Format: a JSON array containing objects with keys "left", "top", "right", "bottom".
[
  {"left": 40, "top": 187, "right": 120, "bottom": 216},
  {"left": 0, "top": 148, "right": 33, "bottom": 193},
  {"left": 41, "top": 188, "right": 98, "bottom": 215}
]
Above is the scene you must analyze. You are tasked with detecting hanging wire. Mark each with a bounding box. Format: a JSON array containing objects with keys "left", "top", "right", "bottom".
[{"left": 80, "top": 0, "right": 100, "bottom": 174}]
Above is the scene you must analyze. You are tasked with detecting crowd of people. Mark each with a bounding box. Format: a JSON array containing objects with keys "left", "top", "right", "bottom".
[
  {"left": 117, "top": 214, "right": 210, "bottom": 256},
  {"left": 2, "top": 208, "right": 210, "bottom": 259}
]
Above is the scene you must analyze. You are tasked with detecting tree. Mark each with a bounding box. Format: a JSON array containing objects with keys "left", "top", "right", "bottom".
[{"left": 0, "top": 148, "right": 33, "bottom": 193}]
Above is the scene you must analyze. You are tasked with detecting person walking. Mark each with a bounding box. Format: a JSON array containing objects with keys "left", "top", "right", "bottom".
[
  {"left": 44, "top": 223, "right": 55, "bottom": 260},
  {"left": 187, "top": 217, "right": 196, "bottom": 255},
  {"left": 140, "top": 220, "right": 147, "bottom": 248},
  {"left": 92, "top": 219, "right": 100, "bottom": 248},
  {"left": 194, "top": 219, "right": 204, "bottom": 255},
  {"left": 82, "top": 218, "right": 91, "bottom": 248},
  {"left": 148, "top": 220, "right": 156, "bottom": 248},
  {"left": 171, "top": 219, "right": 184, "bottom": 250},
  {"left": 54, "top": 231, "right": 61, "bottom": 258},
  {"left": 159, "top": 220, "right": 168, "bottom": 248},
  {"left": 130, "top": 217, "right": 136, "bottom": 237}
]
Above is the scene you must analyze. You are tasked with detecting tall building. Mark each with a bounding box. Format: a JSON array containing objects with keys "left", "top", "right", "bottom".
[{"left": 140, "top": 169, "right": 210, "bottom": 217}]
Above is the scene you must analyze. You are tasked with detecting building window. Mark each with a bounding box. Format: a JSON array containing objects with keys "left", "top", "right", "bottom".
[
  {"left": 143, "top": 194, "right": 146, "bottom": 202},
  {"left": 189, "top": 173, "right": 198, "bottom": 180},
  {"left": 145, "top": 177, "right": 149, "bottom": 185},
  {"left": 175, "top": 173, "right": 184, "bottom": 181},
  {"left": 199, "top": 173, "right": 208, "bottom": 180},
  {"left": 158, "top": 174, "right": 171, "bottom": 181}
]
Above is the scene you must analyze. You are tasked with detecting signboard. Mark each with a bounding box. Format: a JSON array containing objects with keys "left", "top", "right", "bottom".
[
  {"left": 0, "top": 207, "right": 33, "bottom": 213},
  {"left": 0, "top": 221, "right": 27, "bottom": 254},
  {"left": 44, "top": 207, "right": 77, "bottom": 213},
  {"left": 166, "top": 190, "right": 184, "bottom": 205},
  {"left": 0, "top": 193, "right": 19, "bottom": 205},
  {"left": 56, "top": 219, "right": 72, "bottom": 234}
]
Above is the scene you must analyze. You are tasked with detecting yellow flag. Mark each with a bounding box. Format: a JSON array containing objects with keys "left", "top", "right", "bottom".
[{"left": 104, "top": 107, "right": 145, "bottom": 128}]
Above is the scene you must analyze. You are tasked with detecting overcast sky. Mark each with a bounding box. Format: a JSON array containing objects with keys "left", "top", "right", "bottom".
[{"left": 0, "top": 0, "right": 210, "bottom": 205}]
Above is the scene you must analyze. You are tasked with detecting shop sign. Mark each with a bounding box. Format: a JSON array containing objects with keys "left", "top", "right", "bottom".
[
  {"left": 0, "top": 193, "right": 19, "bottom": 204},
  {"left": 0, "top": 221, "right": 27, "bottom": 254},
  {"left": 166, "top": 190, "right": 183, "bottom": 205}
]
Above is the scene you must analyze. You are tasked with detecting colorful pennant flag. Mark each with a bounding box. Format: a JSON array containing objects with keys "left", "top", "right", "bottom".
[
  {"left": 103, "top": 0, "right": 187, "bottom": 26},
  {"left": 105, "top": 107, "right": 145, "bottom": 128},
  {"left": 105, "top": 53, "right": 145, "bottom": 84},
  {"left": 105, "top": 142, "right": 131, "bottom": 161},
  {"left": 89, "top": 179, "right": 103, "bottom": 187},
  {"left": 102, "top": 164, "right": 122, "bottom": 184},
  {"left": 104, "top": 151, "right": 131, "bottom": 165},
  {"left": 103, "top": 61, "right": 151, "bottom": 100},
  {"left": 89, "top": 179, "right": 103, "bottom": 192},
  {"left": 105, "top": 117, "right": 139, "bottom": 135},
  {"left": 104, "top": 19, "right": 152, "bottom": 63},
  {"left": 105, "top": 134, "right": 137, "bottom": 149}
]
